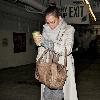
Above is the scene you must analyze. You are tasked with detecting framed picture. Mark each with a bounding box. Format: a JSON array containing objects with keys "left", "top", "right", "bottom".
[{"left": 13, "top": 32, "right": 26, "bottom": 53}]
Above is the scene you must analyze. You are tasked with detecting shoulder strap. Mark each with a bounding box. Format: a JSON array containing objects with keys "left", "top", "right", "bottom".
[
  {"left": 52, "top": 47, "right": 67, "bottom": 67},
  {"left": 37, "top": 49, "right": 49, "bottom": 62},
  {"left": 64, "top": 47, "right": 67, "bottom": 67}
]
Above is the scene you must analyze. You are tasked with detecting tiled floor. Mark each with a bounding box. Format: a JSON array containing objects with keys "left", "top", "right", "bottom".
[{"left": 0, "top": 53, "right": 100, "bottom": 100}]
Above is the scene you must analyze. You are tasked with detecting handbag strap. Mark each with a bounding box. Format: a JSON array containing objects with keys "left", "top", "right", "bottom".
[
  {"left": 37, "top": 49, "right": 49, "bottom": 63},
  {"left": 52, "top": 47, "right": 67, "bottom": 67},
  {"left": 37, "top": 47, "right": 67, "bottom": 67},
  {"left": 64, "top": 47, "right": 67, "bottom": 67}
]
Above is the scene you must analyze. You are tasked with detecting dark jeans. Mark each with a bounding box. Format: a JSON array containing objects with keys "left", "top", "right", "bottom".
[{"left": 43, "top": 86, "right": 64, "bottom": 100}]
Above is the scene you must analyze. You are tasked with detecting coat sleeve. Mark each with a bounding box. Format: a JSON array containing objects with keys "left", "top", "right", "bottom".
[
  {"left": 54, "top": 26, "right": 75, "bottom": 55},
  {"left": 36, "top": 28, "right": 47, "bottom": 61}
]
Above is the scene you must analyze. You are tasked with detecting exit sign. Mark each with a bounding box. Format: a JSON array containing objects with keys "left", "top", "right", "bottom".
[{"left": 59, "top": 4, "right": 90, "bottom": 24}]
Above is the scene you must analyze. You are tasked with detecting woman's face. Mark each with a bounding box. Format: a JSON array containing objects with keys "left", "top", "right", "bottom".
[{"left": 45, "top": 14, "right": 60, "bottom": 30}]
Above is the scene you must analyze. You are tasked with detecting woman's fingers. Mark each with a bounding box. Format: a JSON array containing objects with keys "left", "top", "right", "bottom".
[
  {"left": 33, "top": 34, "right": 42, "bottom": 46},
  {"left": 34, "top": 35, "right": 41, "bottom": 42}
]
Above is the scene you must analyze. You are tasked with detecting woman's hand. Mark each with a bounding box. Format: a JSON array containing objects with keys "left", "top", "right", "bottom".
[
  {"left": 34, "top": 34, "right": 42, "bottom": 46},
  {"left": 32, "top": 32, "right": 42, "bottom": 46}
]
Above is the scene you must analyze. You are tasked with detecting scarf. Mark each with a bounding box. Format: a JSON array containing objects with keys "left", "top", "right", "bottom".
[{"left": 41, "top": 18, "right": 68, "bottom": 50}]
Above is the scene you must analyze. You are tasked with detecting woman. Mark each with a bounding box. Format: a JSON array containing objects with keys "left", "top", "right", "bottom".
[{"left": 33, "top": 3, "right": 78, "bottom": 100}]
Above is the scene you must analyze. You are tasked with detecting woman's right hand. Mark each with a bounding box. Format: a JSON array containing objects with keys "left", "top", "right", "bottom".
[{"left": 33, "top": 34, "right": 42, "bottom": 46}]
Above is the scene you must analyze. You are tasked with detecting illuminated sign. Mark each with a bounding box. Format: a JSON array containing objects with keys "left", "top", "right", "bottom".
[{"left": 59, "top": 4, "right": 89, "bottom": 24}]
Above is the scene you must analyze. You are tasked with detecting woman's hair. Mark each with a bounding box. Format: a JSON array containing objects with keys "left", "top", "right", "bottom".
[{"left": 44, "top": 3, "right": 60, "bottom": 18}]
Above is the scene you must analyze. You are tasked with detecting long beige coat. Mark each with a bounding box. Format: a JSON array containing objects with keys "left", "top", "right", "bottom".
[{"left": 36, "top": 18, "right": 78, "bottom": 100}]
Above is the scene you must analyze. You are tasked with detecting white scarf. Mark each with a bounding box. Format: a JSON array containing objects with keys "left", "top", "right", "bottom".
[{"left": 43, "top": 18, "right": 68, "bottom": 42}]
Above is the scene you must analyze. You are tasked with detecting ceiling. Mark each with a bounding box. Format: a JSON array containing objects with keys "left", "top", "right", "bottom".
[
  {"left": 2, "top": 0, "right": 99, "bottom": 11},
  {"left": 0, "top": 0, "right": 100, "bottom": 24}
]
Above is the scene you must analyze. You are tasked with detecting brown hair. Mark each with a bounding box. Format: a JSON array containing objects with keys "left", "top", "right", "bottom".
[{"left": 44, "top": 3, "right": 60, "bottom": 18}]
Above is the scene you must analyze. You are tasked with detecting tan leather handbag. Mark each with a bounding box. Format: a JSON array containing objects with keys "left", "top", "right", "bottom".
[{"left": 35, "top": 48, "right": 67, "bottom": 89}]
